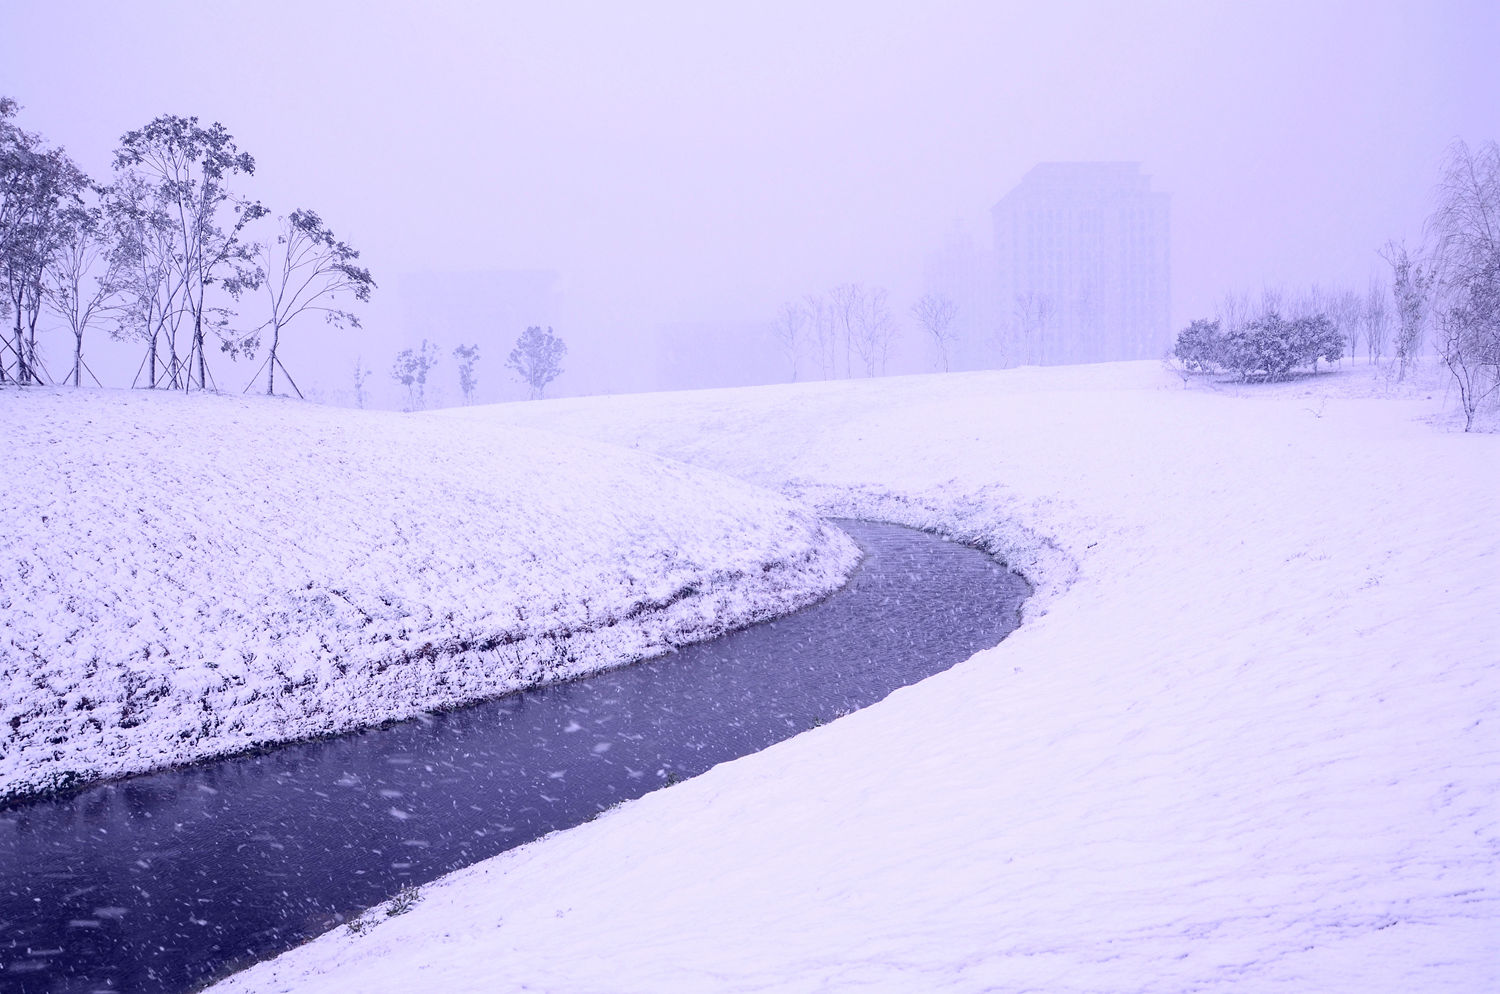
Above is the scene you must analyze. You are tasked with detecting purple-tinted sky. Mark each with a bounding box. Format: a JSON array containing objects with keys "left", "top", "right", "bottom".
[{"left": 4, "top": 0, "right": 1496, "bottom": 391}]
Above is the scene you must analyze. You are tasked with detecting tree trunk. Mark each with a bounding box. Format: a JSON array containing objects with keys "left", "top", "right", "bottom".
[
  {"left": 73, "top": 331, "right": 83, "bottom": 387},
  {"left": 24, "top": 303, "right": 43, "bottom": 386},
  {"left": 12, "top": 303, "right": 28, "bottom": 385},
  {"left": 2, "top": 311, "right": 16, "bottom": 384},
  {"left": 194, "top": 310, "right": 206, "bottom": 391},
  {"left": 0, "top": 295, "right": 13, "bottom": 383},
  {"left": 267, "top": 325, "right": 280, "bottom": 396}
]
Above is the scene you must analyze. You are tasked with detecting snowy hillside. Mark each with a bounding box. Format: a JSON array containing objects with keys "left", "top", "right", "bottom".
[
  {"left": 215, "top": 359, "right": 1498, "bottom": 993},
  {"left": 0, "top": 389, "right": 859, "bottom": 802}
]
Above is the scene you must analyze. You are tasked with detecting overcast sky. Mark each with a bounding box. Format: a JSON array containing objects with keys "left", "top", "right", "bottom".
[{"left": 4, "top": 0, "right": 1496, "bottom": 394}]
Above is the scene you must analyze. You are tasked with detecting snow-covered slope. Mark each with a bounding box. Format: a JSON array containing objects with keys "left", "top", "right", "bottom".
[
  {"left": 0, "top": 389, "right": 858, "bottom": 802},
  {"left": 214, "top": 360, "right": 1498, "bottom": 993}
]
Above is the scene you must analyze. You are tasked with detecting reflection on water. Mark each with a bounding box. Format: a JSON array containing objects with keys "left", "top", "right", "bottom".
[{"left": 0, "top": 521, "right": 1027, "bottom": 993}]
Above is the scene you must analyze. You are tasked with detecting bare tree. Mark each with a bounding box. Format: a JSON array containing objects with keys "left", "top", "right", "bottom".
[
  {"left": 911, "top": 292, "right": 959, "bottom": 371},
  {"left": 44, "top": 199, "right": 123, "bottom": 386},
  {"left": 114, "top": 115, "right": 267, "bottom": 391},
  {"left": 506, "top": 325, "right": 566, "bottom": 399},
  {"left": 1, "top": 101, "right": 88, "bottom": 385},
  {"left": 849, "top": 285, "right": 897, "bottom": 376},
  {"left": 248, "top": 209, "right": 374, "bottom": 398},
  {"left": 1012, "top": 290, "right": 1052, "bottom": 366},
  {"left": 106, "top": 170, "right": 189, "bottom": 388},
  {"left": 1429, "top": 139, "right": 1499, "bottom": 282},
  {"left": 772, "top": 300, "right": 806, "bottom": 381},
  {"left": 1294, "top": 283, "right": 1325, "bottom": 321},
  {"left": 1382, "top": 240, "right": 1434, "bottom": 382},
  {"left": 1215, "top": 290, "right": 1252, "bottom": 337},
  {"left": 391, "top": 338, "right": 439, "bottom": 411},
  {"left": 1326, "top": 287, "right": 1364, "bottom": 365},
  {"left": 390, "top": 338, "right": 438, "bottom": 407},
  {"left": 1434, "top": 258, "right": 1500, "bottom": 430},
  {"left": 1427, "top": 140, "right": 1500, "bottom": 427},
  {"left": 0, "top": 96, "right": 38, "bottom": 383},
  {"left": 803, "top": 292, "right": 835, "bottom": 379},
  {"left": 986, "top": 318, "right": 1009, "bottom": 368},
  {"left": 1363, "top": 276, "right": 1390, "bottom": 363},
  {"left": 452, "top": 343, "right": 481, "bottom": 404},
  {"left": 352, "top": 355, "right": 372, "bottom": 409},
  {"left": 0, "top": 96, "right": 38, "bottom": 384},
  {"left": 1259, "top": 284, "right": 1286, "bottom": 321},
  {"left": 829, "top": 283, "right": 862, "bottom": 378}
]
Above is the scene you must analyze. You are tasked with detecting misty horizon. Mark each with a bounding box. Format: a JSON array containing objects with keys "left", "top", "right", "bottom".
[{"left": 3, "top": 1, "right": 1495, "bottom": 404}]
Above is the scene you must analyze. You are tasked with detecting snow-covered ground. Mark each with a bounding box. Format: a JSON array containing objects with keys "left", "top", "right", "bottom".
[
  {"left": 211, "top": 358, "right": 1497, "bottom": 993},
  {"left": 0, "top": 389, "right": 858, "bottom": 802}
]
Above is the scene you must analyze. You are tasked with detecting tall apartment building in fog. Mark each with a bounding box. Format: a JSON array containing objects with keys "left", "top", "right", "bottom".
[{"left": 991, "top": 162, "right": 1170, "bottom": 365}]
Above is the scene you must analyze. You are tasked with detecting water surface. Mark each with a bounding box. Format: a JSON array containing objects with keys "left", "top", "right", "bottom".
[{"left": 0, "top": 521, "right": 1028, "bottom": 993}]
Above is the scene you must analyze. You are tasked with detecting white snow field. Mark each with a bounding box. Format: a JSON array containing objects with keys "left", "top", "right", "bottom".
[
  {"left": 211, "top": 359, "right": 1497, "bottom": 994},
  {"left": 0, "top": 389, "right": 859, "bottom": 802}
]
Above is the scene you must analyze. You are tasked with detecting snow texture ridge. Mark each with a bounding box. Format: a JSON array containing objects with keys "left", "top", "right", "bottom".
[
  {"left": 0, "top": 388, "right": 860, "bottom": 803},
  {"left": 212, "top": 358, "right": 1497, "bottom": 993}
]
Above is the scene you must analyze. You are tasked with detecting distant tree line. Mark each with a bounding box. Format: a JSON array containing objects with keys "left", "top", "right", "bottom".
[
  {"left": 0, "top": 96, "right": 373, "bottom": 396},
  {"left": 381, "top": 325, "right": 566, "bottom": 411}
]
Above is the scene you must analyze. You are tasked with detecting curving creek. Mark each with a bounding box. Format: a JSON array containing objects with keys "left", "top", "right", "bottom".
[{"left": 0, "top": 521, "right": 1029, "bottom": 994}]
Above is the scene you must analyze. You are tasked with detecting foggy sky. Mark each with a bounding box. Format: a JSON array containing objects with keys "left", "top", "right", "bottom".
[{"left": 4, "top": 0, "right": 1496, "bottom": 400}]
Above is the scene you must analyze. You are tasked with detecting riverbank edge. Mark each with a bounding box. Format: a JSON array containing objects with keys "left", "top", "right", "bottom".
[
  {"left": 2, "top": 519, "right": 862, "bottom": 809},
  {"left": 789, "top": 482, "right": 1073, "bottom": 620}
]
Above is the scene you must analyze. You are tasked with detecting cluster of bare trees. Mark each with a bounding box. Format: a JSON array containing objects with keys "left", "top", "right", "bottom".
[
  {"left": 1169, "top": 280, "right": 1393, "bottom": 384},
  {"left": 0, "top": 97, "right": 373, "bottom": 397},
  {"left": 1211, "top": 285, "right": 1377, "bottom": 364},
  {"left": 772, "top": 282, "right": 907, "bottom": 380}
]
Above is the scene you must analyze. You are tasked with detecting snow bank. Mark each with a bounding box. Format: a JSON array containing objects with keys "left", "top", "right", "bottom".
[
  {"left": 215, "top": 359, "right": 1498, "bottom": 993},
  {"left": 0, "top": 389, "right": 859, "bottom": 802}
]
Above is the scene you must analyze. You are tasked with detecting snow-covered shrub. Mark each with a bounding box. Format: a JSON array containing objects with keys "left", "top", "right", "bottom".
[
  {"left": 1218, "top": 311, "right": 1344, "bottom": 380},
  {"left": 1301, "top": 313, "right": 1346, "bottom": 371},
  {"left": 1171, "top": 318, "right": 1224, "bottom": 373},
  {"left": 1221, "top": 312, "right": 1295, "bottom": 379},
  {"left": 384, "top": 885, "right": 422, "bottom": 917}
]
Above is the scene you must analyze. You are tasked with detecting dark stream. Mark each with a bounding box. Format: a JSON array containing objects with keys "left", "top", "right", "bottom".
[{"left": 0, "top": 521, "right": 1028, "bottom": 994}]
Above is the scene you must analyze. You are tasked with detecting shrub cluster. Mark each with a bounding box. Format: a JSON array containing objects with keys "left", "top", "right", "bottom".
[{"left": 1173, "top": 311, "right": 1344, "bottom": 381}]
